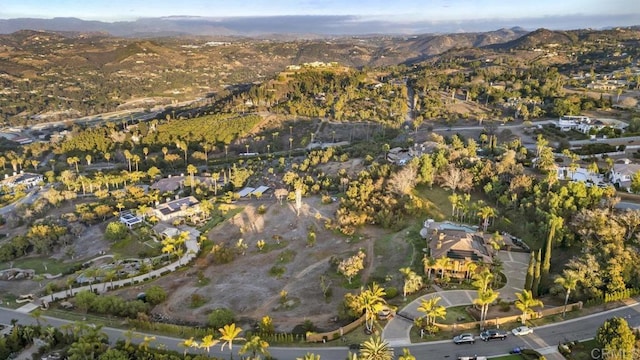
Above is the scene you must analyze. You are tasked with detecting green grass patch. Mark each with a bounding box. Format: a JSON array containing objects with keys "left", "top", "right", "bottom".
[
  {"left": 44, "top": 308, "right": 121, "bottom": 328},
  {"left": 269, "top": 265, "right": 286, "bottom": 278},
  {"left": 412, "top": 186, "right": 450, "bottom": 221},
  {"left": 111, "top": 235, "right": 160, "bottom": 258},
  {"left": 276, "top": 249, "right": 296, "bottom": 264},
  {"left": 0, "top": 293, "right": 20, "bottom": 309},
  {"left": 323, "top": 322, "right": 384, "bottom": 348},
  {"left": 189, "top": 294, "right": 208, "bottom": 308},
  {"left": 0, "top": 257, "right": 81, "bottom": 275},
  {"left": 342, "top": 275, "right": 363, "bottom": 289},
  {"left": 198, "top": 206, "right": 243, "bottom": 234},
  {"left": 438, "top": 305, "right": 473, "bottom": 325},
  {"left": 256, "top": 239, "right": 289, "bottom": 253},
  {"left": 560, "top": 339, "right": 598, "bottom": 360},
  {"left": 409, "top": 324, "right": 455, "bottom": 343},
  {"left": 489, "top": 355, "right": 522, "bottom": 360}
]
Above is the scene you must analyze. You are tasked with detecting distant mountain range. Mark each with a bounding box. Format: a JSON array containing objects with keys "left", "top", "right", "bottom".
[{"left": 0, "top": 15, "right": 638, "bottom": 38}]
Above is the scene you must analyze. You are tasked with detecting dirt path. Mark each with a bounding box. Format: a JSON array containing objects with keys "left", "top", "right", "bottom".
[{"left": 360, "top": 238, "right": 375, "bottom": 284}]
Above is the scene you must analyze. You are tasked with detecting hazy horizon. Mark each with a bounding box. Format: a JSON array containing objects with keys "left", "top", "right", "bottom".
[{"left": 1, "top": 0, "right": 639, "bottom": 36}]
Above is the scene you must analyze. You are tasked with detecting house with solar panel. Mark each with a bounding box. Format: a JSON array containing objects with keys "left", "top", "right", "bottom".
[
  {"left": 153, "top": 196, "right": 200, "bottom": 222},
  {"left": 423, "top": 229, "right": 495, "bottom": 280}
]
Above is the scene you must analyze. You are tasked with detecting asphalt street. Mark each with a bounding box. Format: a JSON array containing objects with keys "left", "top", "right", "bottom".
[{"left": 2, "top": 298, "right": 640, "bottom": 359}]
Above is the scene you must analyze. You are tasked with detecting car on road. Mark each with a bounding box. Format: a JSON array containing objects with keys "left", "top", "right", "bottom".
[
  {"left": 453, "top": 333, "right": 476, "bottom": 344},
  {"left": 512, "top": 326, "right": 533, "bottom": 336},
  {"left": 480, "top": 329, "right": 508, "bottom": 341}
]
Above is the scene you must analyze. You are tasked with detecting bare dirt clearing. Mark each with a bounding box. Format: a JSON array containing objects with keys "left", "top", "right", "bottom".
[{"left": 151, "top": 196, "right": 410, "bottom": 332}]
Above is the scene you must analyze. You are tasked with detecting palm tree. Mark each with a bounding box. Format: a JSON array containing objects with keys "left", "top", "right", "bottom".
[
  {"left": 465, "top": 261, "right": 478, "bottom": 280},
  {"left": 132, "top": 154, "right": 141, "bottom": 172},
  {"left": 187, "top": 163, "right": 198, "bottom": 188},
  {"left": 434, "top": 256, "right": 451, "bottom": 279},
  {"left": 555, "top": 271, "right": 579, "bottom": 318},
  {"left": 138, "top": 335, "right": 156, "bottom": 351},
  {"left": 30, "top": 308, "right": 45, "bottom": 327},
  {"left": 103, "top": 270, "right": 116, "bottom": 291},
  {"left": 239, "top": 335, "right": 270, "bottom": 360},
  {"left": 357, "top": 283, "right": 387, "bottom": 333},
  {"left": 400, "top": 267, "right": 423, "bottom": 298},
  {"left": 123, "top": 150, "right": 132, "bottom": 172},
  {"left": 359, "top": 336, "right": 393, "bottom": 360},
  {"left": 179, "top": 337, "right": 198, "bottom": 356},
  {"left": 219, "top": 323, "right": 245, "bottom": 359},
  {"left": 67, "top": 156, "right": 80, "bottom": 174},
  {"left": 473, "top": 288, "right": 499, "bottom": 328},
  {"left": 515, "top": 290, "right": 544, "bottom": 325},
  {"left": 477, "top": 206, "right": 496, "bottom": 232},
  {"left": 448, "top": 192, "right": 460, "bottom": 219},
  {"left": 472, "top": 268, "right": 494, "bottom": 292},
  {"left": 422, "top": 256, "right": 436, "bottom": 279},
  {"left": 297, "top": 353, "right": 321, "bottom": 360},
  {"left": 417, "top": 296, "right": 447, "bottom": 328},
  {"left": 398, "top": 348, "right": 416, "bottom": 360},
  {"left": 200, "top": 334, "right": 219, "bottom": 355}
]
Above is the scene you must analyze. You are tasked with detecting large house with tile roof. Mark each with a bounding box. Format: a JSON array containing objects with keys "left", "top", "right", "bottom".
[{"left": 423, "top": 229, "right": 495, "bottom": 280}]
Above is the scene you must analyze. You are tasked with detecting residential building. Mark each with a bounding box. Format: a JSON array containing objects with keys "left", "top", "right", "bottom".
[
  {"left": 1, "top": 172, "right": 43, "bottom": 189},
  {"left": 424, "top": 229, "right": 495, "bottom": 280},
  {"left": 611, "top": 159, "right": 640, "bottom": 191},
  {"left": 153, "top": 196, "right": 200, "bottom": 222}
]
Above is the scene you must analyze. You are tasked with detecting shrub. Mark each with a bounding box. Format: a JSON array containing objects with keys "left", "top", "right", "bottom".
[
  {"left": 207, "top": 307, "right": 236, "bottom": 328},
  {"left": 105, "top": 221, "right": 128, "bottom": 242},
  {"left": 269, "top": 265, "right": 286, "bottom": 278},
  {"left": 521, "top": 348, "right": 546, "bottom": 359},
  {"left": 190, "top": 294, "right": 207, "bottom": 308},
  {"left": 385, "top": 287, "right": 399, "bottom": 299},
  {"left": 499, "top": 300, "right": 511, "bottom": 312},
  {"left": 257, "top": 204, "right": 267, "bottom": 214},
  {"left": 145, "top": 285, "right": 167, "bottom": 305}
]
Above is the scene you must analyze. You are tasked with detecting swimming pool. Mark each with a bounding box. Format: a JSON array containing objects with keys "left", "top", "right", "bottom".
[{"left": 437, "top": 222, "right": 478, "bottom": 233}]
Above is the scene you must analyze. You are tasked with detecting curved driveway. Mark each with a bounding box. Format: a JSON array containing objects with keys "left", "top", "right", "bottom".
[{"left": 383, "top": 250, "right": 529, "bottom": 346}]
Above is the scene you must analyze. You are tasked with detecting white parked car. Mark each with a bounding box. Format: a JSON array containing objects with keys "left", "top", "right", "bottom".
[{"left": 512, "top": 326, "right": 534, "bottom": 336}]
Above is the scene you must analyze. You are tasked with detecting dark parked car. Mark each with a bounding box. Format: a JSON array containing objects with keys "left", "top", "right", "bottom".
[{"left": 480, "top": 329, "right": 508, "bottom": 341}]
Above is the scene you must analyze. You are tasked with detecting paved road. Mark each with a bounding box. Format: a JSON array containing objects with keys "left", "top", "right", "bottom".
[
  {"left": 3, "top": 298, "right": 640, "bottom": 359},
  {"left": 0, "top": 186, "right": 43, "bottom": 216},
  {"left": 616, "top": 201, "right": 640, "bottom": 210}
]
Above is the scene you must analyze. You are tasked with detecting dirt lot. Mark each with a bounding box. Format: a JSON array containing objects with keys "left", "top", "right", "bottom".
[
  {"left": 147, "top": 196, "right": 410, "bottom": 332},
  {"left": 0, "top": 200, "right": 110, "bottom": 302}
]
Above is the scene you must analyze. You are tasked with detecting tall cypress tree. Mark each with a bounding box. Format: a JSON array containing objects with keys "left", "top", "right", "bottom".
[
  {"left": 524, "top": 251, "right": 535, "bottom": 291},
  {"left": 541, "top": 215, "right": 564, "bottom": 292},
  {"left": 532, "top": 249, "right": 542, "bottom": 297}
]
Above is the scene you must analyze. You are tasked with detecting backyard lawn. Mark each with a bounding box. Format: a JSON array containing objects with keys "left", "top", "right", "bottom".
[{"left": 0, "top": 256, "right": 80, "bottom": 275}]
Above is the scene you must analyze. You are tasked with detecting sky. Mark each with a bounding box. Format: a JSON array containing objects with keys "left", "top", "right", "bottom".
[{"left": 1, "top": 0, "right": 638, "bottom": 23}]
